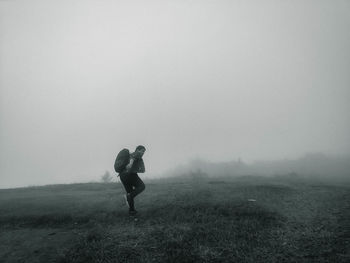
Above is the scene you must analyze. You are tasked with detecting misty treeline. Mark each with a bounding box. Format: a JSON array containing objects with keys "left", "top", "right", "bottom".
[
  {"left": 166, "top": 153, "right": 350, "bottom": 181},
  {"left": 100, "top": 171, "right": 114, "bottom": 183},
  {"left": 99, "top": 153, "right": 350, "bottom": 183}
]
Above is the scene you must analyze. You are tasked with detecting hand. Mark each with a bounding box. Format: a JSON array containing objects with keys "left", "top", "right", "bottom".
[
  {"left": 126, "top": 163, "right": 132, "bottom": 170},
  {"left": 125, "top": 158, "right": 134, "bottom": 171}
]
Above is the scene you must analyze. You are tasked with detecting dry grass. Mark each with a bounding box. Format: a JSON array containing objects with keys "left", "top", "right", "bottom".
[{"left": 0, "top": 175, "right": 349, "bottom": 262}]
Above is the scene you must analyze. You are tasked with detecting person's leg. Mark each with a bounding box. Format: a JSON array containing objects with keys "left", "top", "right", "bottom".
[
  {"left": 125, "top": 173, "right": 145, "bottom": 212},
  {"left": 129, "top": 173, "right": 145, "bottom": 198},
  {"left": 119, "top": 172, "right": 135, "bottom": 211},
  {"left": 119, "top": 172, "right": 133, "bottom": 193}
]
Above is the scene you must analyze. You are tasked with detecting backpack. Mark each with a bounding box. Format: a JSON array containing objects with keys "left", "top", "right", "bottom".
[{"left": 114, "top": 148, "right": 130, "bottom": 173}]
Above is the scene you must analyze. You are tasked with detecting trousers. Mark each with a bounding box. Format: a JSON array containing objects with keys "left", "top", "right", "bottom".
[{"left": 119, "top": 172, "right": 145, "bottom": 210}]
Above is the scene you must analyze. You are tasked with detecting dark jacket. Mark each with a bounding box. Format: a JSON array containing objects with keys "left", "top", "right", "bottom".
[{"left": 128, "top": 152, "right": 145, "bottom": 173}]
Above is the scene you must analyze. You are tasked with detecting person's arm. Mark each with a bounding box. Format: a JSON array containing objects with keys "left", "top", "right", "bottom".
[
  {"left": 125, "top": 158, "right": 134, "bottom": 171},
  {"left": 138, "top": 159, "right": 145, "bottom": 173}
]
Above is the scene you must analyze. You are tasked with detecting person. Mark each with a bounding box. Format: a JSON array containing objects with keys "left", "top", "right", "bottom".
[{"left": 119, "top": 145, "right": 146, "bottom": 215}]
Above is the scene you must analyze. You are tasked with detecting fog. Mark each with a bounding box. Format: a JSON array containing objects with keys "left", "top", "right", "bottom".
[
  {"left": 1, "top": 0, "right": 349, "bottom": 188},
  {"left": 166, "top": 153, "right": 350, "bottom": 182}
]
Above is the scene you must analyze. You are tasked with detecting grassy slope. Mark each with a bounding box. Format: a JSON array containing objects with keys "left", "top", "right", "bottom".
[{"left": 0, "top": 175, "right": 349, "bottom": 263}]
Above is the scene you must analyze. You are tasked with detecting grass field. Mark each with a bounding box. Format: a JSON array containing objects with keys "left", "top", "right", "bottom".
[{"left": 0, "top": 174, "right": 349, "bottom": 263}]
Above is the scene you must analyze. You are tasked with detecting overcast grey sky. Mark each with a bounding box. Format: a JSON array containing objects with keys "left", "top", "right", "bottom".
[{"left": 1, "top": 0, "right": 349, "bottom": 188}]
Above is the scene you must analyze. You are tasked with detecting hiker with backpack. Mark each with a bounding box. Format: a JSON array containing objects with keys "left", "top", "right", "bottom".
[{"left": 114, "top": 145, "right": 146, "bottom": 215}]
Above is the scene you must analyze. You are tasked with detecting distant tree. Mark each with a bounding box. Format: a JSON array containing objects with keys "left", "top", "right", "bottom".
[{"left": 101, "top": 171, "right": 113, "bottom": 183}]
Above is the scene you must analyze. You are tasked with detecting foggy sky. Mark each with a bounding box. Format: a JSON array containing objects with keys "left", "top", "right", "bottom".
[{"left": 1, "top": 0, "right": 349, "bottom": 188}]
